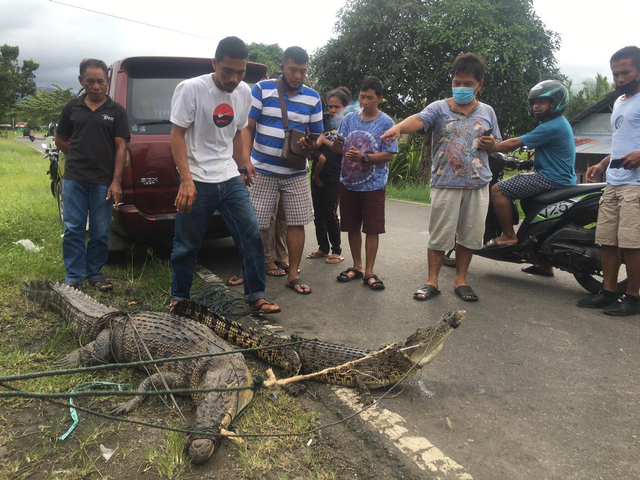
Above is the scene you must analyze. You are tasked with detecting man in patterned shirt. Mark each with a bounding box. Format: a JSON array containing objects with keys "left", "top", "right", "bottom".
[{"left": 381, "top": 53, "right": 500, "bottom": 302}]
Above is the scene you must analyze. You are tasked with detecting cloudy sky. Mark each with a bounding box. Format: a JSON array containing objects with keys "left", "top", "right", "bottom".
[{"left": 2, "top": 0, "right": 637, "bottom": 93}]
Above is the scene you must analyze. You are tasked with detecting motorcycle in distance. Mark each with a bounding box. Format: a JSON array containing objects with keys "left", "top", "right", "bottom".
[
  {"left": 443, "top": 152, "right": 628, "bottom": 294},
  {"left": 28, "top": 131, "right": 35, "bottom": 142},
  {"left": 42, "top": 142, "right": 60, "bottom": 197}
]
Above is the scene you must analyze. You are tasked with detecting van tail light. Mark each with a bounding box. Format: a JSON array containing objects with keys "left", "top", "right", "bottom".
[{"left": 122, "top": 148, "right": 133, "bottom": 185}]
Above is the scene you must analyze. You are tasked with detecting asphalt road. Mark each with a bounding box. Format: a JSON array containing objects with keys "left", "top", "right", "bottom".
[
  {"left": 195, "top": 198, "right": 639, "bottom": 479},
  {"left": 14, "top": 134, "right": 46, "bottom": 152}
]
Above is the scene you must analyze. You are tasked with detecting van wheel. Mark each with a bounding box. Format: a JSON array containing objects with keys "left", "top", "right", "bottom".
[{"left": 108, "top": 231, "right": 131, "bottom": 253}]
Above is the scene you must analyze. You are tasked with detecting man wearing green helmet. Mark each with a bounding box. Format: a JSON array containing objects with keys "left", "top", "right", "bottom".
[{"left": 478, "top": 79, "right": 577, "bottom": 276}]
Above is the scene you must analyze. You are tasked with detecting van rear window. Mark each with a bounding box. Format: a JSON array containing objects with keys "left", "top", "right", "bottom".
[{"left": 125, "top": 60, "right": 265, "bottom": 135}]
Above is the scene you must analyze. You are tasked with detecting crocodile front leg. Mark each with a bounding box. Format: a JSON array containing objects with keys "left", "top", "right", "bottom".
[
  {"left": 110, "top": 372, "right": 188, "bottom": 416},
  {"left": 279, "top": 350, "right": 305, "bottom": 396},
  {"left": 54, "top": 329, "right": 113, "bottom": 367},
  {"left": 354, "top": 375, "right": 373, "bottom": 406}
]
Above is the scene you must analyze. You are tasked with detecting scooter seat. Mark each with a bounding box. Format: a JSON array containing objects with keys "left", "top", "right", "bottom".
[{"left": 527, "top": 183, "right": 606, "bottom": 205}]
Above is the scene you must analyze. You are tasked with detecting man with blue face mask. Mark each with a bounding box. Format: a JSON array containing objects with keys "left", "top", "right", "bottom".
[{"left": 381, "top": 53, "right": 500, "bottom": 302}]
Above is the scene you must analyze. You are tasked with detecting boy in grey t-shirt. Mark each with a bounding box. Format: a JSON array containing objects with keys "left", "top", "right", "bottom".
[{"left": 381, "top": 53, "right": 499, "bottom": 303}]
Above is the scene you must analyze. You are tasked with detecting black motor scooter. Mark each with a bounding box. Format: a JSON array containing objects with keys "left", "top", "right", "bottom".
[
  {"left": 444, "top": 152, "right": 627, "bottom": 294},
  {"left": 42, "top": 142, "right": 59, "bottom": 197}
]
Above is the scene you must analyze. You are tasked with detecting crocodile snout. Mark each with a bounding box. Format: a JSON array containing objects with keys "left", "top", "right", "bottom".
[
  {"left": 446, "top": 310, "right": 467, "bottom": 329},
  {"left": 189, "top": 438, "right": 216, "bottom": 464}
]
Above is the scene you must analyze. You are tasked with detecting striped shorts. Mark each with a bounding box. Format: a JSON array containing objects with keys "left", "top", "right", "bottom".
[{"left": 249, "top": 173, "right": 314, "bottom": 228}]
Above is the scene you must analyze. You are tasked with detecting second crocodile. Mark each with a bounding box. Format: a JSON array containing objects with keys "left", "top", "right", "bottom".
[{"left": 174, "top": 300, "right": 465, "bottom": 403}]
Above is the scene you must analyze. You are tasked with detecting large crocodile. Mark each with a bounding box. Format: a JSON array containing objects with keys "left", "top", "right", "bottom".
[
  {"left": 21, "top": 281, "right": 253, "bottom": 464},
  {"left": 174, "top": 300, "right": 465, "bottom": 403}
]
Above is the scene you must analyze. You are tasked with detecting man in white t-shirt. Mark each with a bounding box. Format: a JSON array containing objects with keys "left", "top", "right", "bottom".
[
  {"left": 169, "top": 36, "right": 280, "bottom": 315},
  {"left": 579, "top": 46, "right": 640, "bottom": 316}
]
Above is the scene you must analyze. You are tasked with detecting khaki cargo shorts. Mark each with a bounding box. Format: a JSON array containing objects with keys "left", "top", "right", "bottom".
[
  {"left": 595, "top": 184, "right": 640, "bottom": 249},
  {"left": 428, "top": 186, "right": 490, "bottom": 251}
]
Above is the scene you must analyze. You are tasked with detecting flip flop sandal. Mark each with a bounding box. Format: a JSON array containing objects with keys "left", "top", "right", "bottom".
[
  {"left": 248, "top": 300, "right": 281, "bottom": 315},
  {"left": 363, "top": 274, "right": 385, "bottom": 290},
  {"left": 484, "top": 238, "right": 517, "bottom": 250},
  {"left": 285, "top": 278, "right": 312, "bottom": 294},
  {"left": 337, "top": 267, "right": 364, "bottom": 282},
  {"left": 413, "top": 284, "right": 441, "bottom": 301},
  {"left": 226, "top": 274, "right": 244, "bottom": 286},
  {"left": 64, "top": 280, "right": 81, "bottom": 289},
  {"left": 325, "top": 255, "right": 345, "bottom": 264},
  {"left": 91, "top": 279, "right": 113, "bottom": 292},
  {"left": 521, "top": 265, "right": 554, "bottom": 277},
  {"left": 306, "top": 251, "right": 329, "bottom": 259},
  {"left": 275, "top": 262, "right": 290, "bottom": 273},
  {"left": 169, "top": 300, "right": 179, "bottom": 314},
  {"left": 265, "top": 267, "right": 286, "bottom": 277},
  {"left": 455, "top": 285, "right": 478, "bottom": 302}
]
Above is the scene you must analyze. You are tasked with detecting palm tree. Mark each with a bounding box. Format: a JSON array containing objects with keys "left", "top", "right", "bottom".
[{"left": 581, "top": 73, "right": 615, "bottom": 102}]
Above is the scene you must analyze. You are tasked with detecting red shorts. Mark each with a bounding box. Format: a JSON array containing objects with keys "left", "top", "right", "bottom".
[{"left": 339, "top": 185, "right": 386, "bottom": 234}]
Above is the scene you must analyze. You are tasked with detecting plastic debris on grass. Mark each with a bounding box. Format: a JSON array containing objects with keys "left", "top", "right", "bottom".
[
  {"left": 14, "top": 239, "right": 43, "bottom": 252},
  {"left": 100, "top": 444, "right": 116, "bottom": 461}
]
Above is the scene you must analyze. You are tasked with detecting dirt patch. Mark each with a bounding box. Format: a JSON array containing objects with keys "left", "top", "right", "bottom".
[{"left": 1, "top": 374, "right": 429, "bottom": 479}]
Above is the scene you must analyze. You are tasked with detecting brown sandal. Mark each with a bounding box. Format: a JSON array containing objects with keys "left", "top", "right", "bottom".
[
  {"left": 325, "top": 254, "right": 345, "bottom": 264},
  {"left": 248, "top": 299, "right": 281, "bottom": 314},
  {"left": 363, "top": 274, "right": 385, "bottom": 291},
  {"left": 306, "top": 250, "right": 329, "bottom": 259}
]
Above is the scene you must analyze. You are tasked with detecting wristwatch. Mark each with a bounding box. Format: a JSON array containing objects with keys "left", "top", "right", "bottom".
[{"left": 361, "top": 154, "right": 370, "bottom": 165}]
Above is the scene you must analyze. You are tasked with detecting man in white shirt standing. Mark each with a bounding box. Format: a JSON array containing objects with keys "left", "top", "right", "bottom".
[
  {"left": 579, "top": 45, "right": 640, "bottom": 316},
  {"left": 169, "top": 36, "right": 280, "bottom": 315}
]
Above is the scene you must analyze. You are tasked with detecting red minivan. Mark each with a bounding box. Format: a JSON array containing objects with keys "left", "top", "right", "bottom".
[{"left": 58, "top": 57, "right": 267, "bottom": 250}]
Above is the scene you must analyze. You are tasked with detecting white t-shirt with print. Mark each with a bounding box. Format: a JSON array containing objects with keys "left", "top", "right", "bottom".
[{"left": 170, "top": 74, "right": 251, "bottom": 183}]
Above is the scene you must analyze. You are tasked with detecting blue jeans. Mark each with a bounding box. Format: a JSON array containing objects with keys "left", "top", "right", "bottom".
[
  {"left": 171, "top": 176, "right": 266, "bottom": 303},
  {"left": 62, "top": 179, "right": 113, "bottom": 284}
]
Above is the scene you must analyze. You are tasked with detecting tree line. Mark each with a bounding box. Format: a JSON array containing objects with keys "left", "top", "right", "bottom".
[{"left": 0, "top": 0, "right": 615, "bottom": 143}]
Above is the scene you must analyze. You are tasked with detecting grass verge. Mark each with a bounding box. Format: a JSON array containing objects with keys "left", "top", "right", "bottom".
[{"left": 386, "top": 182, "right": 430, "bottom": 204}]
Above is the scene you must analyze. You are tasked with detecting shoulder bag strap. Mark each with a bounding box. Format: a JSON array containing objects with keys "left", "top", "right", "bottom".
[{"left": 276, "top": 80, "right": 290, "bottom": 131}]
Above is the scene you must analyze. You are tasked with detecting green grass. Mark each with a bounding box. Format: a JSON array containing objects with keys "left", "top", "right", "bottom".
[{"left": 386, "top": 182, "right": 430, "bottom": 204}]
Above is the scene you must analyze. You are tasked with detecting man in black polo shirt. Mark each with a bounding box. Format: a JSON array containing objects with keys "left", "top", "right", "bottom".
[{"left": 55, "top": 58, "right": 130, "bottom": 291}]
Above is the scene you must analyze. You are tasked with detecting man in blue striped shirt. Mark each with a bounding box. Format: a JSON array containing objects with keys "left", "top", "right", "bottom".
[{"left": 245, "top": 46, "right": 323, "bottom": 294}]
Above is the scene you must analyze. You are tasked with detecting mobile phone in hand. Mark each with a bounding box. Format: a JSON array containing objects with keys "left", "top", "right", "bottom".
[
  {"left": 483, "top": 128, "right": 493, "bottom": 136},
  {"left": 610, "top": 158, "right": 624, "bottom": 168},
  {"left": 306, "top": 133, "right": 320, "bottom": 141}
]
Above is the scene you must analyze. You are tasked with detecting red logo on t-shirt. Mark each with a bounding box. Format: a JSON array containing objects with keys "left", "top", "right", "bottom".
[{"left": 213, "top": 103, "right": 234, "bottom": 128}]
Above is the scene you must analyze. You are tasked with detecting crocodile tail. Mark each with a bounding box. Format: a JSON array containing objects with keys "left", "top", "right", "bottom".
[
  {"left": 23, "top": 281, "right": 118, "bottom": 340},
  {"left": 20, "top": 280, "right": 54, "bottom": 304},
  {"left": 174, "top": 299, "right": 258, "bottom": 349},
  {"left": 173, "top": 299, "right": 219, "bottom": 327}
]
